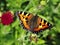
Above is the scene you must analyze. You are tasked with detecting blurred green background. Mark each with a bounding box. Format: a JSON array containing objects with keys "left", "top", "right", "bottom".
[{"left": 0, "top": 0, "right": 60, "bottom": 45}]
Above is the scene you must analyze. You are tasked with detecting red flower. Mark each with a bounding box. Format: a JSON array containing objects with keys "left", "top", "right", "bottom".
[{"left": 1, "top": 11, "right": 14, "bottom": 25}]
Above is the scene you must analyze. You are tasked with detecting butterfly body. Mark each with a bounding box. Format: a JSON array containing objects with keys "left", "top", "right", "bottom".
[
  {"left": 28, "top": 15, "right": 38, "bottom": 32},
  {"left": 16, "top": 11, "right": 52, "bottom": 33}
]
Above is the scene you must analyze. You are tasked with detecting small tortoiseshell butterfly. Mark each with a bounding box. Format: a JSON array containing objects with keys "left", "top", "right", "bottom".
[{"left": 16, "top": 11, "right": 52, "bottom": 33}]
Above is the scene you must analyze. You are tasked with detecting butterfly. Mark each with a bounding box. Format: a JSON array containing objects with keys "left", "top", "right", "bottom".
[{"left": 16, "top": 11, "right": 52, "bottom": 34}]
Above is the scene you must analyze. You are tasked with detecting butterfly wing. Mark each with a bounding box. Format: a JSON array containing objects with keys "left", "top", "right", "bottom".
[
  {"left": 17, "top": 11, "right": 34, "bottom": 30},
  {"left": 33, "top": 16, "right": 52, "bottom": 32}
]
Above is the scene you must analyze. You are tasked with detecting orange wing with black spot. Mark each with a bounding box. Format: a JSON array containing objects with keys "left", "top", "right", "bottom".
[{"left": 16, "top": 11, "right": 52, "bottom": 33}]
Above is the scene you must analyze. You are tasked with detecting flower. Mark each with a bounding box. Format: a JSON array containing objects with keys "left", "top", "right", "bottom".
[{"left": 1, "top": 11, "right": 14, "bottom": 25}]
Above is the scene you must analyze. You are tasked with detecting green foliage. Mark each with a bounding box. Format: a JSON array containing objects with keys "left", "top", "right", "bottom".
[{"left": 0, "top": 0, "right": 60, "bottom": 45}]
